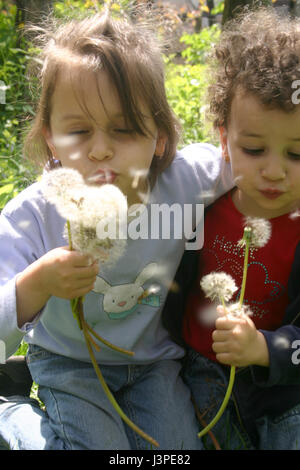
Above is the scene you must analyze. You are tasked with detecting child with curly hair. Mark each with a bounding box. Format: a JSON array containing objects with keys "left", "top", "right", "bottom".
[
  {"left": 163, "top": 7, "right": 300, "bottom": 450},
  {"left": 0, "top": 7, "right": 233, "bottom": 450}
]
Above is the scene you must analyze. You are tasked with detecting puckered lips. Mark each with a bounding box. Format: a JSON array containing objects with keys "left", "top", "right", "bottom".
[
  {"left": 88, "top": 169, "right": 118, "bottom": 185},
  {"left": 259, "top": 188, "right": 285, "bottom": 200}
]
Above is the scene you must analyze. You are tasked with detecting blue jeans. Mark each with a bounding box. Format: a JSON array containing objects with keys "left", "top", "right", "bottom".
[
  {"left": 0, "top": 344, "right": 203, "bottom": 450},
  {"left": 183, "top": 349, "right": 300, "bottom": 450}
]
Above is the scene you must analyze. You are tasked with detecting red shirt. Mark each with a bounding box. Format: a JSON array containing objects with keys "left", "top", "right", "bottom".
[{"left": 183, "top": 191, "right": 300, "bottom": 361}]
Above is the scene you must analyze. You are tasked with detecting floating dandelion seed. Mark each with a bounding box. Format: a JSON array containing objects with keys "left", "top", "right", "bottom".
[
  {"left": 274, "top": 335, "right": 290, "bottom": 349},
  {"left": 197, "top": 189, "right": 215, "bottom": 202},
  {"left": 290, "top": 209, "right": 300, "bottom": 220},
  {"left": 17, "top": 219, "right": 31, "bottom": 230},
  {"left": 52, "top": 134, "right": 79, "bottom": 148},
  {"left": 198, "top": 303, "right": 219, "bottom": 326},
  {"left": 129, "top": 168, "right": 148, "bottom": 189},
  {"left": 69, "top": 152, "right": 82, "bottom": 161},
  {"left": 200, "top": 272, "right": 238, "bottom": 303}
]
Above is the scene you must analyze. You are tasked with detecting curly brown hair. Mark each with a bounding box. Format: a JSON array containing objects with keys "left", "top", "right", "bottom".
[{"left": 207, "top": 7, "right": 300, "bottom": 128}]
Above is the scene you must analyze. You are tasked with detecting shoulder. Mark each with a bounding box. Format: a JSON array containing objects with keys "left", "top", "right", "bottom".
[
  {"left": 1, "top": 182, "right": 46, "bottom": 221},
  {"left": 162, "top": 143, "right": 222, "bottom": 183},
  {"left": 173, "top": 143, "right": 222, "bottom": 169}
]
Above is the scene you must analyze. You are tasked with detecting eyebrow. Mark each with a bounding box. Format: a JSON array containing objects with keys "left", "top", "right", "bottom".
[
  {"left": 60, "top": 113, "right": 125, "bottom": 121},
  {"left": 240, "top": 132, "right": 300, "bottom": 141},
  {"left": 60, "top": 114, "right": 85, "bottom": 121},
  {"left": 239, "top": 132, "right": 263, "bottom": 138}
]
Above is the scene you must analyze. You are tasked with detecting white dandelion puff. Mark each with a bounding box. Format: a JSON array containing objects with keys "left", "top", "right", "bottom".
[
  {"left": 226, "top": 302, "right": 253, "bottom": 318},
  {"left": 200, "top": 272, "right": 238, "bottom": 302},
  {"left": 238, "top": 217, "right": 272, "bottom": 249},
  {"left": 42, "top": 168, "right": 128, "bottom": 264},
  {"left": 41, "top": 167, "right": 85, "bottom": 219}
]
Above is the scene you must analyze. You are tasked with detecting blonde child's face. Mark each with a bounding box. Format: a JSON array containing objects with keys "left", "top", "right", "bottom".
[
  {"left": 43, "top": 69, "right": 165, "bottom": 206},
  {"left": 220, "top": 91, "right": 300, "bottom": 218}
]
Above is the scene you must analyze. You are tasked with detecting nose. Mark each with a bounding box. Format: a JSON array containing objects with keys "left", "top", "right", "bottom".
[
  {"left": 261, "top": 155, "right": 286, "bottom": 181},
  {"left": 88, "top": 129, "right": 113, "bottom": 162}
]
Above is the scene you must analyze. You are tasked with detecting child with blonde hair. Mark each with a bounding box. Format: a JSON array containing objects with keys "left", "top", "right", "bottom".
[
  {"left": 163, "top": 7, "right": 300, "bottom": 450},
  {"left": 0, "top": 8, "right": 232, "bottom": 450}
]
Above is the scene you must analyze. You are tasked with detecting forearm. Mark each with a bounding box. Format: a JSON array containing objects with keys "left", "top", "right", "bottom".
[{"left": 16, "top": 259, "right": 50, "bottom": 328}]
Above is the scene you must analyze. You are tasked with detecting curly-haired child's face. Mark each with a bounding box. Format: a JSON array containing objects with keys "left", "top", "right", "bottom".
[
  {"left": 220, "top": 91, "right": 300, "bottom": 218},
  {"left": 43, "top": 69, "right": 166, "bottom": 206}
]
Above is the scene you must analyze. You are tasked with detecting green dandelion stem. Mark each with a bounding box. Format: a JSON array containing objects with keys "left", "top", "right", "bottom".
[
  {"left": 198, "top": 365, "right": 236, "bottom": 439},
  {"left": 79, "top": 308, "right": 159, "bottom": 448},
  {"left": 239, "top": 227, "right": 252, "bottom": 306},
  {"left": 66, "top": 220, "right": 73, "bottom": 251},
  {"left": 85, "top": 322, "right": 135, "bottom": 356}
]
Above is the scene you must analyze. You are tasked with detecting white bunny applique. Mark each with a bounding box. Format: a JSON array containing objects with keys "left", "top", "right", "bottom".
[{"left": 92, "top": 263, "right": 160, "bottom": 320}]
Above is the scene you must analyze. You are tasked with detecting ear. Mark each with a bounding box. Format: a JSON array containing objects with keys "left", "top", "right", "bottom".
[
  {"left": 154, "top": 133, "right": 167, "bottom": 158},
  {"left": 219, "top": 127, "right": 230, "bottom": 162},
  {"left": 135, "top": 263, "right": 157, "bottom": 287},
  {"left": 42, "top": 126, "right": 57, "bottom": 157},
  {"left": 93, "top": 276, "right": 110, "bottom": 294}
]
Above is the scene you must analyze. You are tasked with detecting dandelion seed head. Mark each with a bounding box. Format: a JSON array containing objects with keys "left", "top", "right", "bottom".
[
  {"left": 238, "top": 217, "right": 272, "bottom": 249},
  {"left": 226, "top": 302, "right": 253, "bottom": 318},
  {"left": 42, "top": 168, "right": 128, "bottom": 265},
  {"left": 200, "top": 272, "right": 238, "bottom": 302},
  {"left": 41, "top": 167, "right": 84, "bottom": 214}
]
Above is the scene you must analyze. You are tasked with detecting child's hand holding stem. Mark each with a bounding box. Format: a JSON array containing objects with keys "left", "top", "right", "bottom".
[
  {"left": 212, "top": 306, "right": 269, "bottom": 367},
  {"left": 16, "top": 246, "right": 99, "bottom": 328}
]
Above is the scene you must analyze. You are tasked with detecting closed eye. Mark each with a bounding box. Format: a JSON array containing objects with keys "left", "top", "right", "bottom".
[
  {"left": 69, "top": 130, "right": 89, "bottom": 135},
  {"left": 114, "top": 128, "right": 135, "bottom": 134},
  {"left": 242, "top": 148, "right": 264, "bottom": 156},
  {"left": 288, "top": 152, "right": 300, "bottom": 160}
]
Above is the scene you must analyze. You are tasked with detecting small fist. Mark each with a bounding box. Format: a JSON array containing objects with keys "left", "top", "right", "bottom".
[{"left": 212, "top": 306, "right": 269, "bottom": 367}]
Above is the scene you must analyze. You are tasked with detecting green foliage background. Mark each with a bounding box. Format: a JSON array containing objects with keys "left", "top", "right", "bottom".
[{"left": 0, "top": 0, "right": 219, "bottom": 211}]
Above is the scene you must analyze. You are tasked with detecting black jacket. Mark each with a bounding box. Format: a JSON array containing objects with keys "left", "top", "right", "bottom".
[{"left": 162, "top": 242, "right": 300, "bottom": 446}]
